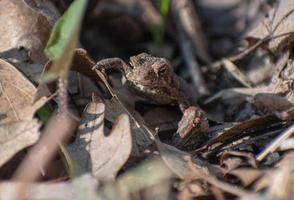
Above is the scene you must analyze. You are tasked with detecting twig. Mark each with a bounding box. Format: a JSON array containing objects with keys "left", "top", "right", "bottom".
[
  {"left": 222, "top": 59, "right": 253, "bottom": 88},
  {"left": 172, "top": 0, "right": 210, "bottom": 63},
  {"left": 12, "top": 112, "right": 78, "bottom": 199},
  {"left": 171, "top": 0, "right": 209, "bottom": 96},
  {"left": 186, "top": 157, "right": 249, "bottom": 197},
  {"left": 257, "top": 124, "right": 294, "bottom": 162},
  {"left": 208, "top": 31, "right": 294, "bottom": 71}
]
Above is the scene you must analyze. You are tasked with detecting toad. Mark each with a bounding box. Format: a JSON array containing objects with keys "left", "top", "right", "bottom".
[{"left": 93, "top": 53, "right": 208, "bottom": 149}]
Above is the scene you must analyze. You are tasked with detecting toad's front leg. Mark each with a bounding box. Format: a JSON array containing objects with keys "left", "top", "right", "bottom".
[{"left": 92, "top": 57, "right": 131, "bottom": 76}]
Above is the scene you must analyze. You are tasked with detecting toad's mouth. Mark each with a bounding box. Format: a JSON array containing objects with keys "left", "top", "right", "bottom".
[{"left": 130, "top": 81, "right": 158, "bottom": 94}]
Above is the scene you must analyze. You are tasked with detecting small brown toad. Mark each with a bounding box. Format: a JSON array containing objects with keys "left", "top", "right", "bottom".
[{"left": 93, "top": 53, "right": 208, "bottom": 149}]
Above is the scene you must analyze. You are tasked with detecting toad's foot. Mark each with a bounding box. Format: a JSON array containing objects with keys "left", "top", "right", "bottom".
[{"left": 172, "top": 106, "right": 209, "bottom": 150}]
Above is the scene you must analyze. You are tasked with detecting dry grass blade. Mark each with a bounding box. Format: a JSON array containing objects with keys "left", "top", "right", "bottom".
[
  {"left": 206, "top": 108, "right": 294, "bottom": 147},
  {"left": 171, "top": 0, "right": 209, "bottom": 96},
  {"left": 222, "top": 59, "right": 253, "bottom": 88},
  {"left": 257, "top": 124, "right": 294, "bottom": 161},
  {"left": 12, "top": 112, "right": 78, "bottom": 199}
]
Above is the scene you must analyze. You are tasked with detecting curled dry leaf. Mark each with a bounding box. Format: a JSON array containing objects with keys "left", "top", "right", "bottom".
[
  {"left": 0, "top": 0, "right": 53, "bottom": 63},
  {"left": 220, "top": 151, "right": 257, "bottom": 172},
  {"left": 253, "top": 153, "right": 294, "bottom": 198},
  {"left": 0, "top": 119, "right": 40, "bottom": 167},
  {"left": 67, "top": 97, "right": 132, "bottom": 181},
  {"left": 267, "top": 152, "right": 294, "bottom": 199},
  {"left": 247, "top": 0, "right": 294, "bottom": 52}
]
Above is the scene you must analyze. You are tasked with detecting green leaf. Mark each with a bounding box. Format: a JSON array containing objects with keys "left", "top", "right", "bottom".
[
  {"left": 42, "top": 0, "right": 88, "bottom": 82},
  {"left": 150, "top": 0, "right": 170, "bottom": 42},
  {"left": 159, "top": 0, "right": 170, "bottom": 19}
]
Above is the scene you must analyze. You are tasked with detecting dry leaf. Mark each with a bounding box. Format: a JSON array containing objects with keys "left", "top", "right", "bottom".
[
  {"left": 104, "top": 98, "right": 152, "bottom": 156},
  {"left": 247, "top": 0, "right": 294, "bottom": 52},
  {"left": 91, "top": 113, "right": 132, "bottom": 180},
  {"left": 0, "top": 59, "right": 37, "bottom": 124},
  {"left": 0, "top": 120, "right": 40, "bottom": 167},
  {"left": 0, "top": 0, "right": 53, "bottom": 63},
  {"left": 253, "top": 93, "right": 294, "bottom": 114},
  {"left": 206, "top": 108, "right": 294, "bottom": 147},
  {"left": 220, "top": 151, "right": 257, "bottom": 172},
  {"left": 156, "top": 139, "right": 210, "bottom": 180},
  {"left": 67, "top": 97, "right": 132, "bottom": 181},
  {"left": 228, "top": 168, "right": 265, "bottom": 187}
]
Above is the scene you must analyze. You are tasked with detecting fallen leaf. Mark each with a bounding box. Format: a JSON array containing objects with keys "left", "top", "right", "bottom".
[
  {"left": 0, "top": 0, "right": 53, "bottom": 63},
  {"left": 156, "top": 139, "right": 211, "bottom": 180},
  {"left": 104, "top": 98, "right": 152, "bottom": 156},
  {"left": 67, "top": 96, "right": 132, "bottom": 181},
  {"left": 247, "top": 0, "right": 294, "bottom": 52},
  {"left": 116, "top": 158, "right": 173, "bottom": 197},
  {"left": 220, "top": 151, "right": 257, "bottom": 172},
  {"left": 0, "top": 59, "right": 38, "bottom": 124},
  {"left": 228, "top": 168, "right": 265, "bottom": 187},
  {"left": 253, "top": 93, "right": 294, "bottom": 114},
  {"left": 177, "top": 182, "right": 209, "bottom": 198},
  {"left": 206, "top": 108, "right": 294, "bottom": 147},
  {"left": 0, "top": 120, "right": 40, "bottom": 167},
  {"left": 91, "top": 113, "right": 132, "bottom": 180}
]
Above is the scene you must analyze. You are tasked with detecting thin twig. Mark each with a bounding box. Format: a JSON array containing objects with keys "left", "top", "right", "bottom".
[
  {"left": 12, "top": 112, "right": 78, "bottom": 199},
  {"left": 208, "top": 31, "right": 294, "bottom": 71},
  {"left": 186, "top": 157, "right": 249, "bottom": 197},
  {"left": 171, "top": 0, "right": 209, "bottom": 96},
  {"left": 257, "top": 124, "right": 294, "bottom": 162}
]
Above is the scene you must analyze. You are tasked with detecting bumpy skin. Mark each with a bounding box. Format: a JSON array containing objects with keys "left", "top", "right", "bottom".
[{"left": 93, "top": 53, "right": 208, "bottom": 149}]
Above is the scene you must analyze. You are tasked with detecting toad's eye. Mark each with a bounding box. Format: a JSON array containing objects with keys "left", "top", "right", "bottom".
[{"left": 157, "top": 65, "right": 167, "bottom": 76}]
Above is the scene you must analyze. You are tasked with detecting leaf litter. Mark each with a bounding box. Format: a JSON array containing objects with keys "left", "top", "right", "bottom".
[{"left": 0, "top": 0, "right": 294, "bottom": 199}]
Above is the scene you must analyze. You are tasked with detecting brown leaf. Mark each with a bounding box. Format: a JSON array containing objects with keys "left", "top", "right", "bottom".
[
  {"left": 177, "top": 182, "right": 209, "bottom": 198},
  {"left": 253, "top": 93, "right": 294, "bottom": 114},
  {"left": 247, "top": 0, "right": 294, "bottom": 52},
  {"left": 206, "top": 108, "right": 294, "bottom": 147},
  {"left": 0, "top": 0, "right": 53, "bottom": 63},
  {"left": 228, "top": 168, "right": 265, "bottom": 187},
  {"left": 253, "top": 153, "right": 294, "bottom": 198},
  {"left": 104, "top": 98, "right": 152, "bottom": 156},
  {"left": 91, "top": 113, "right": 132, "bottom": 180},
  {"left": 0, "top": 59, "right": 38, "bottom": 124},
  {"left": 220, "top": 151, "right": 257, "bottom": 172},
  {"left": 67, "top": 97, "right": 132, "bottom": 181},
  {"left": 0, "top": 120, "right": 40, "bottom": 167},
  {"left": 156, "top": 139, "right": 211, "bottom": 180}
]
